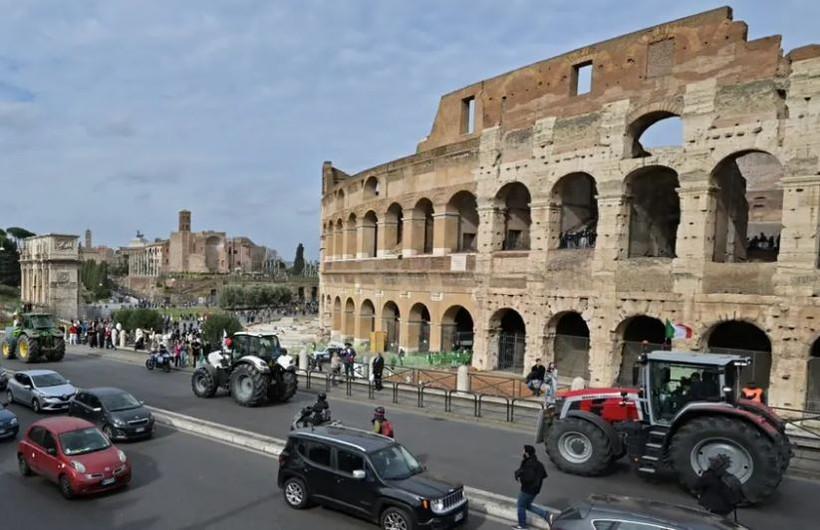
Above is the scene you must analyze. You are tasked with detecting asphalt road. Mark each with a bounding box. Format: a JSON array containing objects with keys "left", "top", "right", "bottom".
[
  {"left": 0, "top": 403, "right": 507, "bottom": 530},
  {"left": 3, "top": 350, "right": 819, "bottom": 529}
]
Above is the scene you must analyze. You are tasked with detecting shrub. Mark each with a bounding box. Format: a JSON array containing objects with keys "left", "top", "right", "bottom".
[
  {"left": 202, "top": 313, "right": 242, "bottom": 350},
  {"left": 113, "top": 308, "right": 162, "bottom": 332}
]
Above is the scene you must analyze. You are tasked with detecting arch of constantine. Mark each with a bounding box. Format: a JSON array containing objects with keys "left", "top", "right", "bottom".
[
  {"left": 20, "top": 234, "right": 81, "bottom": 320},
  {"left": 318, "top": 7, "right": 820, "bottom": 409}
]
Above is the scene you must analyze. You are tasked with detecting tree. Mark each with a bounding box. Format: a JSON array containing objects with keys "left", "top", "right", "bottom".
[
  {"left": 202, "top": 313, "right": 242, "bottom": 350},
  {"left": 112, "top": 308, "right": 162, "bottom": 332},
  {"left": 80, "top": 260, "right": 112, "bottom": 300},
  {"left": 292, "top": 243, "right": 305, "bottom": 276},
  {"left": 5, "top": 227, "right": 35, "bottom": 243},
  {"left": 0, "top": 227, "right": 28, "bottom": 287}
]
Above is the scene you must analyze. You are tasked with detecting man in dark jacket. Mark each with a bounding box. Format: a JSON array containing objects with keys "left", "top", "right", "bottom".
[
  {"left": 513, "top": 445, "right": 550, "bottom": 529},
  {"left": 525, "top": 359, "right": 547, "bottom": 396},
  {"left": 695, "top": 454, "right": 744, "bottom": 517},
  {"left": 372, "top": 351, "right": 385, "bottom": 391}
]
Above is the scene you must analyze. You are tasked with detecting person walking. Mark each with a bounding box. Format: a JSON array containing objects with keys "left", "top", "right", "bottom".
[
  {"left": 694, "top": 454, "right": 744, "bottom": 519},
  {"left": 343, "top": 342, "right": 356, "bottom": 379},
  {"left": 372, "top": 351, "right": 385, "bottom": 391},
  {"left": 330, "top": 350, "right": 341, "bottom": 386},
  {"left": 513, "top": 445, "right": 550, "bottom": 529}
]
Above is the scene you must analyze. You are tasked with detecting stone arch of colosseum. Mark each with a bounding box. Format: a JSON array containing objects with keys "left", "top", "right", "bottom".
[
  {"left": 441, "top": 304, "right": 475, "bottom": 352},
  {"left": 545, "top": 311, "right": 592, "bottom": 381},
  {"left": 548, "top": 172, "right": 599, "bottom": 250},
  {"left": 407, "top": 302, "right": 432, "bottom": 352},
  {"left": 342, "top": 297, "right": 356, "bottom": 340},
  {"left": 380, "top": 300, "right": 401, "bottom": 352},
  {"left": 699, "top": 318, "right": 773, "bottom": 389},
  {"left": 485, "top": 307, "right": 528, "bottom": 373},
  {"left": 332, "top": 296, "right": 342, "bottom": 334},
  {"left": 319, "top": 8, "right": 820, "bottom": 408},
  {"left": 356, "top": 298, "right": 376, "bottom": 342},
  {"left": 612, "top": 314, "right": 667, "bottom": 386}
]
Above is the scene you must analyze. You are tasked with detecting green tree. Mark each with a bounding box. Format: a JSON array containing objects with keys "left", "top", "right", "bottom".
[
  {"left": 202, "top": 313, "right": 242, "bottom": 350},
  {"left": 0, "top": 235, "right": 20, "bottom": 287},
  {"left": 292, "top": 243, "right": 305, "bottom": 275},
  {"left": 113, "top": 308, "right": 163, "bottom": 332},
  {"left": 218, "top": 285, "right": 243, "bottom": 309},
  {"left": 80, "top": 260, "right": 112, "bottom": 300}
]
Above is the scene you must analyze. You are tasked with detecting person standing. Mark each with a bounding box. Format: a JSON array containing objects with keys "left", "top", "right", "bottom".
[
  {"left": 513, "top": 445, "right": 550, "bottom": 529},
  {"left": 330, "top": 350, "right": 341, "bottom": 386},
  {"left": 741, "top": 381, "right": 766, "bottom": 405},
  {"left": 372, "top": 351, "right": 385, "bottom": 391},
  {"left": 343, "top": 342, "right": 356, "bottom": 379}
]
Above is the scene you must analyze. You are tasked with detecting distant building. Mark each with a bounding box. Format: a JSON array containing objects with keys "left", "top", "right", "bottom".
[{"left": 78, "top": 229, "right": 114, "bottom": 264}]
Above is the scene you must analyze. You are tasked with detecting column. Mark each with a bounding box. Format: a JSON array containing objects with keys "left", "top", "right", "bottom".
[
  {"left": 432, "top": 212, "right": 459, "bottom": 256},
  {"left": 775, "top": 175, "right": 820, "bottom": 296},
  {"left": 333, "top": 226, "right": 343, "bottom": 261},
  {"left": 377, "top": 220, "right": 397, "bottom": 258},
  {"left": 544, "top": 202, "right": 562, "bottom": 250},
  {"left": 476, "top": 204, "right": 505, "bottom": 253},
  {"left": 402, "top": 213, "right": 424, "bottom": 257},
  {"left": 591, "top": 185, "right": 630, "bottom": 273},
  {"left": 342, "top": 224, "right": 356, "bottom": 260}
]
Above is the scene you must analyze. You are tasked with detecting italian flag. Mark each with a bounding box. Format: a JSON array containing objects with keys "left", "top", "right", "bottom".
[{"left": 665, "top": 319, "right": 693, "bottom": 340}]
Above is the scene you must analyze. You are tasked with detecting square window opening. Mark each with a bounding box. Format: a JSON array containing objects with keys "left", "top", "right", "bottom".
[{"left": 572, "top": 61, "right": 592, "bottom": 96}]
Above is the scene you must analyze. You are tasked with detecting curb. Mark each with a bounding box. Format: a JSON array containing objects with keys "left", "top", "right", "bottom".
[{"left": 148, "top": 405, "right": 553, "bottom": 528}]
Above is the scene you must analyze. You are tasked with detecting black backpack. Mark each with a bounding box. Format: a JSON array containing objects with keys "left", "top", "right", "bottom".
[{"left": 721, "top": 473, "right": 744, "bottom": 507}]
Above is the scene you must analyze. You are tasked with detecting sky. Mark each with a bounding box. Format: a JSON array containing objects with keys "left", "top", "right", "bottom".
[{"left": 1, "top": 1, "right": 818, "bottom": 260}]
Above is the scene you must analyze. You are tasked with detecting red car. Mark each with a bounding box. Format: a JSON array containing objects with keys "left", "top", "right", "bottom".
[{"left": 17, "top": 416, "right": 132, "bottom": 499}]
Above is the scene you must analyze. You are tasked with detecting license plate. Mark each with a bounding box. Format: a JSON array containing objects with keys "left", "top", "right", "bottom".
[
  {"left": 101, "top": 477, "right": 116, "bottom": 486},
  {"left": 136, "top": 427, "right": 145, "bottom": 433},
  {"left": 455, "top": 512, "right": 464, "bottom": 522}
]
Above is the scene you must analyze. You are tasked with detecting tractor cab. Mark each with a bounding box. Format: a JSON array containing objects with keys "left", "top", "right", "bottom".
[
  {"left": 637, "top": 351, "right": 749, "bottom": 425},
  {"left": 230, "top": 332, "right": 286, "bottom": 364}
]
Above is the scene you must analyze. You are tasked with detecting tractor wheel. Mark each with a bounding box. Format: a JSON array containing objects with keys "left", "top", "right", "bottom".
[
  {"left": 229, "top": 364, "right": 270, "bottom": 407},
  {"left": 48, "top": 339, "right": 66, "bottom": 362},
  {"left": 192, "top": 368, "right": 218, "bottom": 398},
  {"left": 545, "top": 417, "right": 614, "bottom": 476},
  {"left": 16, "top": 336, "right": 35, "bottom": 363},
  {"left": 270, "top": 371, "right": 298, "bottom": 403},
  {"left": 1, "top": 339, "right": 13, "bottom": 360},
  {"left": 669, "top": 415, "right": 783, "bottom": 504}
]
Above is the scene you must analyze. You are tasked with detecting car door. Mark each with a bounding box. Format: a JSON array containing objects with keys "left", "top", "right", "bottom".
[
  {"left": 14, "top": 374, "right": 32, "bottom": 403},
  {"left": 25, "top": 426, "right": 47, "bottom": 475},
  {"left": 38, "top": 429, "right": 62, "bottom": 482},
  {"left": 69, "top": 392, "right": 88, "bottom": 419},
  {"left": 331, "top": 448, "right": 377, "bottom": 517},
  {"left": 297, "top": 440, "right": 336, "bottom": 502},
  {"left": 84, "top": 394, "right": 105, "bottom": 426}
]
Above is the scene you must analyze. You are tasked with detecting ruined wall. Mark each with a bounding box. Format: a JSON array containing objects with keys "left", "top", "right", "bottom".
[{"left": 319, "top": 7, "right": 820, "bottom": 409}]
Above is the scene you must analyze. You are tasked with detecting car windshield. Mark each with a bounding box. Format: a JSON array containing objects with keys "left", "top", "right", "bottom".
[
  {"left": 369, "top": 444, "right": 424, "bottom": 480},
  {"left": 29, "top": 315, "right": 55, "bottom": 329},
  {"left": 32, "top": 373, "right": 67, "bottom": 387},
  {"left": 59, "top": 427, "right": 111, "bottom": 456},
  {"left": 100, "top": 392, "right": 141, "bottom": 412}
]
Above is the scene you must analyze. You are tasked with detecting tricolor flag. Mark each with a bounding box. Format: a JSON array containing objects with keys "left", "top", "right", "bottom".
[{"left": 665, "top": 319, "right": 693, "bottom": 340}]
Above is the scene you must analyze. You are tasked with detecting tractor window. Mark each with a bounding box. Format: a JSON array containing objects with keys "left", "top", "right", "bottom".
[
  {"left": 259, "top": 336, "right": 280, "bottom": 357},
  {"left": 232, "top": 335, "right": 250, "bottom": 360},
  {"left": 649, "top": 362, "right": 723, "bottom": 422},
  {"left": 28, "top": 315, "right": 55, "bottom": 329}
]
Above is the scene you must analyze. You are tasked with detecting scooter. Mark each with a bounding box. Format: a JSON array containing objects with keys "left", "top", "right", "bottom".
[
  {"left": 145, "top": 347, "right": 173, "bottom": 373},
  {"left": 291, "top": 407, "right": 336, "bottom": 430}
]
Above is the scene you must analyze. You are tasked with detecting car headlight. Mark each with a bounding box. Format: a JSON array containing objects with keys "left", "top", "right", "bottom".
[
  {"left": 117, "top": 450, "right": 127, "bottom": 463},
  {"left": 71, "top": 461, "right": 86, "bottom": 473},
  {"left": 431, "top": 498, "right": 445, "bottom": 514},
  {"left": 9, "top": 417, "right": 18, "bottom": 426},
  {"left": 112, "top": 417, "right": 126, "bottom": 427}
]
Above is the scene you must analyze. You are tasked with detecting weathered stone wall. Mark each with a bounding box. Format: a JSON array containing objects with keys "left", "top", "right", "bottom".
[
  {"left": 319, "top": 8, "right": 820, "bottom": 410},
  {"left": 20, "top": 234, "right": 80, "bottom": 320}
]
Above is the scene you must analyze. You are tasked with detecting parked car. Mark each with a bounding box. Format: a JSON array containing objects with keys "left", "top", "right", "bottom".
[
  {"left": 68, "top": 387, "right": 154, "bottom": 441},
  {"left": 278, "top": 425, "right": 467, "bottom": 530},
  {"left": 17, "top": 416, "right": 132, "bottom": 499},
  {"left": 0, "top": 401, "right": 19, "bottom": 440},
  {"left": 6, "top": 369, "right": 77, "bottom": 413},
  {"left": 550, "top": 494, "right": 747, "bottom": 530},
  {"left": 0, "top": 365, "right": 9, "bottom": 391},
  {"left": 310, "top": 344, "right": 344, "bottom": 371}
]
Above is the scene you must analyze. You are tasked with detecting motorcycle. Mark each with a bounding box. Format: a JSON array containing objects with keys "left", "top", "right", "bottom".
[
  {"left": 291, "top": 407, "right": 335, "bottom": 431},
  {"left": 145, "top": 348, "right": 173, "bottom": 373}
]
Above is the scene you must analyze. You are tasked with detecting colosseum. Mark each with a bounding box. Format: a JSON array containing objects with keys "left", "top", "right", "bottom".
[{"left": 318, "top": 7, "right": 820, "bottom": 410}]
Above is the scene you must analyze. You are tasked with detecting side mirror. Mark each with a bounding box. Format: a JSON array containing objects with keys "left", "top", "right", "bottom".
[
  {"left": 24, "top": 385, "right": 32, "bottom": 390},
  {"left": 352, "top": 470, "right": 366, "bottom": 480}
]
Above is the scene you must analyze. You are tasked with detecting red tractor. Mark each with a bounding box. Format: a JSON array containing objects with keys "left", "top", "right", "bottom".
[{"left": 535, "top": 351, "right": 792, "bottom": 503}]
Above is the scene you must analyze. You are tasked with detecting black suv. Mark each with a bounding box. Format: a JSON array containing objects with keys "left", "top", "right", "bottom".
[{"left": 278, "top": 425, "right": 468, "bottom": 529}]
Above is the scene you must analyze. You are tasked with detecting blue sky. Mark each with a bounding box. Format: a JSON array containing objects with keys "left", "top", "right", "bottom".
[{"left": 1, "top": 1, "right": 817, "bottom": 260}]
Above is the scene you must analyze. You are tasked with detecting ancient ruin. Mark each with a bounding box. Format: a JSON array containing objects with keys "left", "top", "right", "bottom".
[
  {"left": 20, "top": 234, "right": 81, "bottom": 319},
  {"left": 319, "top": 7, "right": 820, "bottom": 409}
]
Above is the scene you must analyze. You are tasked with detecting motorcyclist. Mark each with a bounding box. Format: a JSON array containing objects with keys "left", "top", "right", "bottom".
[{"left": 311, "top": 392, "right": 330, "bottom": 425}]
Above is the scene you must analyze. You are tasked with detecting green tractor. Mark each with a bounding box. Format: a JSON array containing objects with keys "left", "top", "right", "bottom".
[{"left": 1, "top": 313, "right": 66, "bottom": 363}]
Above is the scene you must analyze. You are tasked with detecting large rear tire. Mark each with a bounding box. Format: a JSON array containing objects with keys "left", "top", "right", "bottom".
[
  {"left": 48, "top": 339, "right": 66, "bottom": 362},
  {"left": 545, "top": 417, "right": 613, "bottom": 476},
  {"left": 270, "top": 371, "right": 298, "bottom": 403},
  {"left": 16, "top": 336, "right": 34, "bottom": 363},
  {"left": 192, "top": 368, "right": 218, "bottom": 398},
  {"left": 669, "top": 415, "right": 783, "bottom": 504},
  {"left": 229, "top": 364, "right": 270, "bottom": 407}
]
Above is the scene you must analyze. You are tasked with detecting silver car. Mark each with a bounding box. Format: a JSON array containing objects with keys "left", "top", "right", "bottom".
[
  {"left": 551, "top": 494, "right": 747, "bottom": 530},
  {"left": 6, "top": 369, "right": 77, "bottom": 413}
]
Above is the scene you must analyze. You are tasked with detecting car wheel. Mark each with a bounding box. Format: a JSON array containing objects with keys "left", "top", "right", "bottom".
[
  {"left": 283, "top": 477, "right": 310, "bottom": 509},
  {"left": 102, "top": 424, "right": 114, "bottom": 440},
  {"left": 381, "top": 506, "right": 416, "bottom": 530},
  {"left": 59, "top": 475, "right": 75, "bottom": 500},
  {"left": 6, "top": 389, "right": 13, "bottom": 404},
  {"left": 32, "top": 399, "right": 41, "bottom": 413},
  {"left": 18, "top": 454, "right": 32, "bottom": 477}
]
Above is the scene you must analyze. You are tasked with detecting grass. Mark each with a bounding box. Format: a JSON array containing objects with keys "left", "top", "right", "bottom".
[{"left": 157, "top": 306, "right": 225, "bottom": 318}]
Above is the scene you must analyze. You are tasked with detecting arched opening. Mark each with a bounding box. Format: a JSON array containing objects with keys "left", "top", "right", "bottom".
[
  {"left": 311, "top": 286, "right": 318, "bottom": 301},
  {"left": 711, "top": 151, "right": 783, "bottom": 263},
  {"left": 408, "top": 302, "right": 431, "bottom": 352},
  {"left": 491, "top": 308, "right": 526, "bottom": 372},
  {"left": 552, "top": 173, "right": 598, "bottom": 249},
  {"left": 630, "top": 112, "right": 683, "bottom": 158},
  {"left": 807, "top": 339, "right": 820, "bottom": 411},
  {"left": 385, "top": 203, "right": 404, "bottom": 255},
  {"left": 441, "top": 305, "right": 474, "bottom": 351},
  {"left": 298, "top": 287, "right": 305, "bottom": 300},
  {"left": 705, "top": 320, "right": 772, "bottom": 390},
  {"left": 363, "top": 176, "right": 380, "bottom": 199},
  {"left": 381, "top": 301, "right": 401, "bottom": 353},
  {"left": 495, "top": 182, "right": 531, "bottom": 251},
  {"left": 334, "top": 219, "right": 344, "bottom": 260},
  {"left": 625, "top": 166, "right": 680, "bottom": 258},
  {"left": 343, "top": 298, "right": 355, "bottom": 339},
  {"left": 345, "top": 213, "right": 357, "bottom": 259},
  {"left": 411, "top": 199, "right": 435, "bottom": 255},
  {"left": 359, "top": 299, "right": 375, "bottom": 338},
  {"left": 205, "top": 235, "right": 222, "bottom": 272},
  {"left": 447, "top": 191, "right": 479, "bottom": 253},
  {"left": 362, "top": 211, "right": 378, "bottom": 258},
  {"left": 332, "top": 297, "right": 342, "bottom": 332},
  {"left": 549, "top": 312, "right": 591, "bottom": 381},
  {"left": 617, "top": 315, "right": 667, "bottom": 385}
]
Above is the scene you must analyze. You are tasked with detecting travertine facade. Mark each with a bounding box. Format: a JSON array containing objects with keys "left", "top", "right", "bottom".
[
  {"left": 319, "top": 7, "right": 820, "bottom": 409},
  {"left": 20, "top": 234, "right": 81, "bottom": 320}
]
